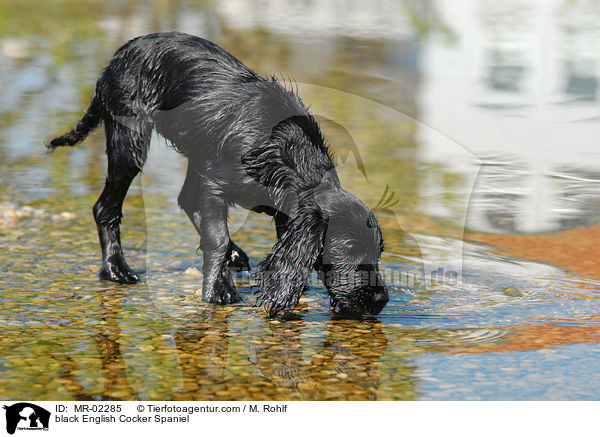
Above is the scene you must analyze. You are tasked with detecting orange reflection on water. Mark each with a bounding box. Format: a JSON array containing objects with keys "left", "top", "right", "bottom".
[
  {"left": 467, "top": 225, "right": 600, "bottom": 282},
  {"left": 448, "top": 323, "right": 600, "bottom": 354}
]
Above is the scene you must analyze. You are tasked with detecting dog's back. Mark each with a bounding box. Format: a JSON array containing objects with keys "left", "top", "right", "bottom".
[
  {"left": 105, "top": 32, "right": 263, "bottom": 115},
  {"left": 49, "top": 32, "right": 325, "bottom": 164}
]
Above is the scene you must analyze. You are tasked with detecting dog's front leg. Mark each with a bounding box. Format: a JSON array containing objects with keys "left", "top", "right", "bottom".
[
  {"left": 198, "top": 195, "right": 242, "bottom": 305},
  {"left": 179, "top": 164, "right": 250, "bottom": 272}
]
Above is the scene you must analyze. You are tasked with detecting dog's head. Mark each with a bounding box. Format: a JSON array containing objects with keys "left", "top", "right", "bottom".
[
  {"left": 316, "top": 189, "right": 388, "bottom": 316},
  {"left": 257, "top": 188, "right": 388, "bottom": 318}
]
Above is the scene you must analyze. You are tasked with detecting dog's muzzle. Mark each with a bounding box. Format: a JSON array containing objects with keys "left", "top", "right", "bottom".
[
  {"left": 335, "top": 285, "right": 389, "bottom": 316},
  {"left": 369, "top": 287, "right": 389, "bottom": 314}
]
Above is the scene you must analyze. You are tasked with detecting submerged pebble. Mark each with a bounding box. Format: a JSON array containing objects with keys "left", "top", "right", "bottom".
[
  {"left": 51, "top": 212, "right": 76, "bottom": 221},
  {"left": 0, "top": 38, "right": 31, "bottom": 59},
  {"left": 184, "top": 266, "right": 203, "bottom": 278},
  {"left": 0, "top": 203, "right": 45, "bottom": 225},
  {"left": 0, "top": 202, "right": 76, "bottom": 226}
]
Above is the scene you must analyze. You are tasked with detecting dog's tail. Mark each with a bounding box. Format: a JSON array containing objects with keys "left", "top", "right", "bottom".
[{"left": 46, "top": 96, "right": 102, "bottom": 151}]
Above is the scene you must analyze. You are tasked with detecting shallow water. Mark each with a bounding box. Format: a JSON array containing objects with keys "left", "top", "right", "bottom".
[{"left": 2, "top": 0, "right": 600, "bottom": 400}]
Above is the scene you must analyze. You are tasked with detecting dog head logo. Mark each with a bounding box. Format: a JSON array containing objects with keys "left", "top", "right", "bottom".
[{"left": 3, "top": 403, "right": 50, "bottom": 435}]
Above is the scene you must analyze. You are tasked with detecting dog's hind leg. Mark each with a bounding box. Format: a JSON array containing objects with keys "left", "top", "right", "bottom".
[
  {"left": 178, "top": 164, "right": 243, "bottom": 304},
  {"left": 94, "top": 119, "right": 150, "bottom": 284}
]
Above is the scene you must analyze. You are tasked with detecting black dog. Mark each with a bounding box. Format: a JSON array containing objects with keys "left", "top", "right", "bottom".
[{"left": 47, "top": 32, "right": 388, "bottom": 318}]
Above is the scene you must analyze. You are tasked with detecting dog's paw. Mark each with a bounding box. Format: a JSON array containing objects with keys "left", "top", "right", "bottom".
[
  {"left": 202, "top": 280, "right": 242, "bottom": 305},
  {"left": 99, "top": 258, "right": 140, "bottom": 284},
  {"left": 226, "top": 242, "right": 250, "bottom": 272}
]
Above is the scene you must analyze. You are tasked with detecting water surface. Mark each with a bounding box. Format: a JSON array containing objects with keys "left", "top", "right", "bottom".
[{"left": 1, "top": 0, "right": 600, "bottom": 400}]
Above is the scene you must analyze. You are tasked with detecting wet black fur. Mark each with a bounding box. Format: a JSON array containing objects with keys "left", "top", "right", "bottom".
[{"left": 47, "top": 32, "right": 388, "bottom": 318}]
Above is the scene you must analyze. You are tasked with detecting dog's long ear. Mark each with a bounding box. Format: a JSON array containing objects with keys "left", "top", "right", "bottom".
[{"left": 257, "top": 206, "right": 327, "bottom": 318}]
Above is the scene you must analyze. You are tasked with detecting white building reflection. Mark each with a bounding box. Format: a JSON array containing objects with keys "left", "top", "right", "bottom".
[{"left": 418, "top": 0, "right": 600, "bottom": 234}]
